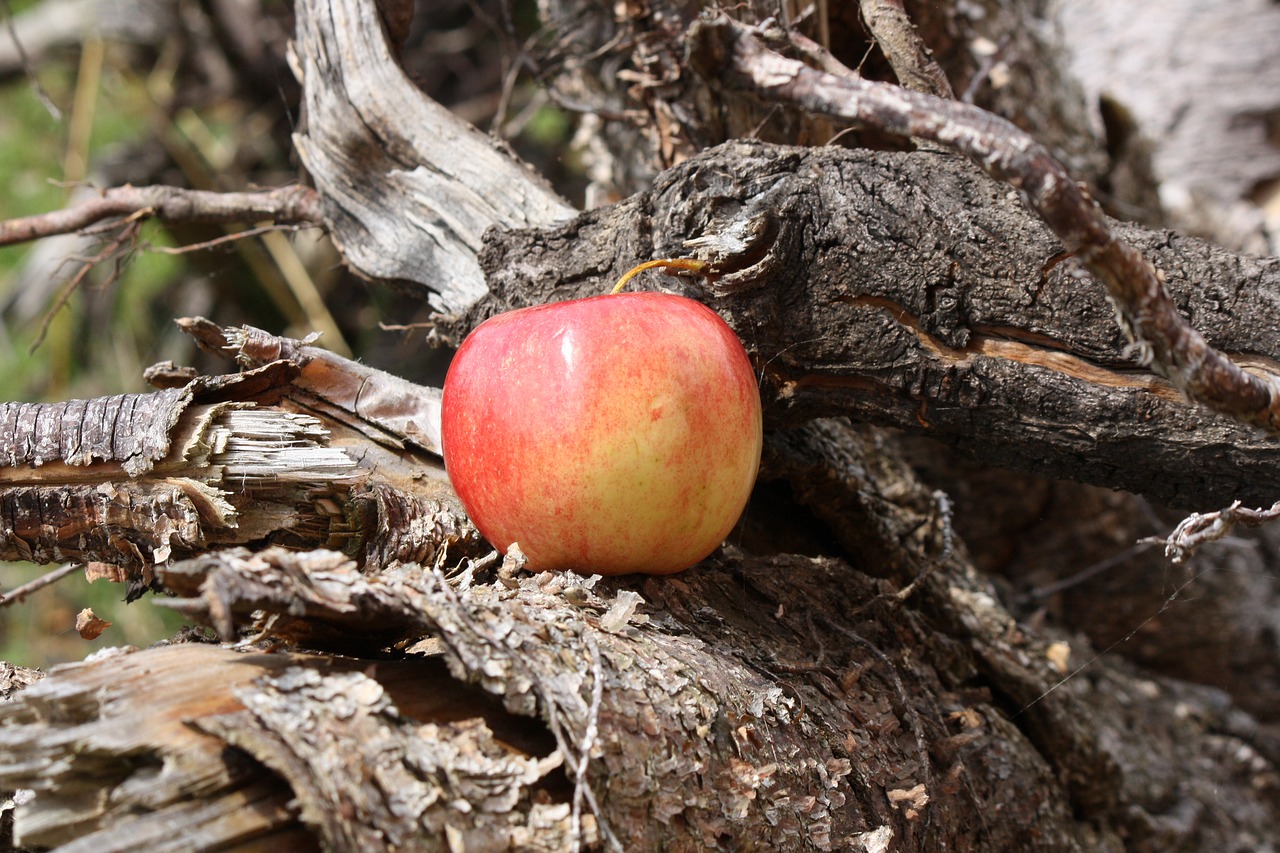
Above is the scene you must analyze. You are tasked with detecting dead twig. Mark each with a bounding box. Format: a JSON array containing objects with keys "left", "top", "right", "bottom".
[
  {"left": 0, "top": 184, "right": 323, "bottom": 248},
  {"left": 0, "top": 0, "right": 60, "bottom": 119},
  {"left": 690, "top": 15, "right": 1280, "bottom": 435},
  {"left": 1020, "top": 541, "right": 1160, "bottom": 600},
  {"left": 31, "top": 219, "right": 140, "bottom": 351},
  {"left": 1151, "top": 500, "right": 1280, "bottom": 564},
  {"left": 145, "top": 223, "right": 305, "bottom": 255},
  {"left": 0, "top": 563, "right": 79, "bottom": 606}
]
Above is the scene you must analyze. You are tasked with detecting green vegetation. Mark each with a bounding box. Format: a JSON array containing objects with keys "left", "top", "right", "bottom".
[
  {"left": 0, "top": 47, "right": 194, "bottom": 667},
  {"left": 0, "top": 562, "right": 190, "bottom": 669}
]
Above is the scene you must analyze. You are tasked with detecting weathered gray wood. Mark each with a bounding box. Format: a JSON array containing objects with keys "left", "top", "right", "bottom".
[
  {"left": 1054, "top": 0, "right": 1280, "bottom": 250},
  {"left": 290, "top": 0, "right": 575, "bottom": 313}
]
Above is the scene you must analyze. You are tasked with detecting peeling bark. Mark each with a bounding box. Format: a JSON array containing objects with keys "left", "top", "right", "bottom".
[
  {"left": 2, "top": 433, "right": 1277, "bottom": 850},
  {"left": 0, "top": 322, "right": 478, "bottom": 585},
  {"left": 533, "top": 0, "right": 1106, "bottom": 203}
]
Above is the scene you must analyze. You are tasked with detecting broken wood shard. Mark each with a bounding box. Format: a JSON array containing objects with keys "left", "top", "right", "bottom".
[
  {"left": 290, "top": 0, "right": 575, "bottom": 313},
  {"left": 180, "top": 316, "right": 445, "bottom": 455},
  {"left": 193, "top": 407, "right": 356, "bottom": 481},
  {"left": 0, "top": 320, "right": 477, "bottom": 579}
]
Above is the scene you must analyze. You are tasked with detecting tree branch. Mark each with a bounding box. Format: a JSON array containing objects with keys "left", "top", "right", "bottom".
[
  {"left": 0, "top": 184, "right": 323, "bottom": 247},
  {"left": 290, "top": 0, "right": 575, "bottom": 313},
  {"left": 858, "top": 0, "right": 954, "bottom": 99},
  {"left": 1155, "top": 499, "right": 1280, "bottom": 564},
  {"left": 689, "top": 15, "right": 1280, "bottom": 435},
  {"left": 475, "top": 140, "right": 1280, "bottom": 508}
]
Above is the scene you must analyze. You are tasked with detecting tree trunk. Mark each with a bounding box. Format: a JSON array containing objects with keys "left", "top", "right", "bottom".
[{"left": 2, "top": 0, "right": 1279, "bottom": 851}]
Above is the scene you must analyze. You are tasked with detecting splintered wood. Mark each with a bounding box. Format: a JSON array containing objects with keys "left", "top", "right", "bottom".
[
  {"left": 0, "top": 642, "right": 568, "bottom": 851},
  {"left": 0, "top": 320, "right": 479, "bottom": 586}
]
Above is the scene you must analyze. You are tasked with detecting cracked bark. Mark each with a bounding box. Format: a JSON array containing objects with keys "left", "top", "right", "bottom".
[
  {"left": 3, "top": 426, "right": 1277, "bottom": 850},
  {"left": 1, "top": 0, "right": 1279, "bottom": 850},
  {"left": 469, "top": 141, "right": 1280, "bottom": 509},
  {"left": 0, "top": 320, "right": 479, "bottom": 593}
]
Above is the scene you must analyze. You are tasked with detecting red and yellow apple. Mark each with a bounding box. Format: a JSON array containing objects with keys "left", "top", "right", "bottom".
[{"left": 441, "top": 290, "right": 762, "bottom": 575}]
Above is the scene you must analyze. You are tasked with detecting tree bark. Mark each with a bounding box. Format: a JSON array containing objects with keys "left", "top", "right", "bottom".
[
  {"left": 1, "top": 0, "right": 1279, "bottom": 851},
  {"left": 470, "top": 140, "right": 1280, "bottom": 509},
  {"left": 0, "top": 319, "right": 479, "bottom": 593},
  {"left": 4, "top": 424, "right": 1278, "bottom": 850}
]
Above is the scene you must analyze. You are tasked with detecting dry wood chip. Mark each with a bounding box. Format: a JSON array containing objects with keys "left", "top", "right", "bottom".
[{"left": 74, "top": 608, "right": 112, "bottom": 640}]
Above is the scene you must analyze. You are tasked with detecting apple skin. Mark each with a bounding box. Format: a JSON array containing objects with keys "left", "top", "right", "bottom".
[{"left": 441, "top": 292, "right": 762, "bottom": 575}]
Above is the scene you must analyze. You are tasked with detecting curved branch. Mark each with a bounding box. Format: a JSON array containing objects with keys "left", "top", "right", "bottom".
[
  {"left": 690, "top": 16, "right": 1280, "bottom": 434},
  {"left": 0, "top": 184, "right": 323, "bottom": 247}
]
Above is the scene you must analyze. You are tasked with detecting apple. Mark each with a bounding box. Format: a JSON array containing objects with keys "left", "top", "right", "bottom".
[{"left": 441, "top": 288, "right": 762, "bottom": 575}]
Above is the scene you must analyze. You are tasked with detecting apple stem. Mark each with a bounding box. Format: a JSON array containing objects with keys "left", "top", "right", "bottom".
[{"left": 610, "top": 258, "right": 711, "bottom": 295}]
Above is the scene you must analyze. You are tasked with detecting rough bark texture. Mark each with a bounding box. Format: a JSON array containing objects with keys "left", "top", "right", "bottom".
[
  {"left": 2, "top": 0, "right": 1279, "bottom": 851},
  {"left": 689, "top": 16, "right": 1280, "bottom": 436},
  {"left": 857, "top": 0, "right": 954, "bottom": 100},
  {"left": 3, "top": 427, "right": 1277, "bottom": 851},
  {"left": 534, "top": 0, "right": 1106, "bottom": 202},
  {"left": 469, "top": 141, "right": 1280, "bottom": 509},
  {"left": 0, "top": 321, "right": 478, "bottom": 590}
]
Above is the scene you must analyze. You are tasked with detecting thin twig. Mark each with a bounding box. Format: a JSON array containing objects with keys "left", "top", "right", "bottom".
[
  {"left": 145, "top": 223, "right": 302, "bottom": 254},
  {"left": 0, "top": 0, "right": 61, "bottom": 120},
  {"left": 0, "top": 563, "right": 79, "bottom": 606},
  {"left": 0, "top": 184, "right": 323, "bottom": 248},
  {"left": 31, "top": 220, "right": 140, "bottom": 352},
  {"left": 690, "top": 16, "right": 1280, "bottom": 435},
  {"left": 783, "top": 28, "right": 860, "bottom": 80},
  {"left": 961, "top": 35, "right": 1010, "bottom": 105},
  {"left": 1152, "top": 499, "right": 1280, "bottom": 564},
  {"left": 1020, "top": 541, "right": 1159, "bottom": 601},
  {"left": 570, "top": 630, "right": 605, "bottom": 853}
]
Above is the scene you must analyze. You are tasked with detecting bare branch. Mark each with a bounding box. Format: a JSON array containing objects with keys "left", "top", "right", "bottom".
[
  {"left": 689, "top": 16, "right": 1280, "bottom": 435},
  {"left": 0, "top": 0, "right": 60, "bottom": 118},
  {"left": 0, "top": 563, "right": 77, "bottom": 607},
  {"left": 145, "top": 223, "right": 304, "bottom": 255},
  {"left": 1155, "top": 500, "right": 1280, "bottom": 564},
  {"left": 0, "top": 184, "right": 323, "bottom": 248},
  {"left": 858, "top": 0, "right": 954, "bottom": 99},
  {"left": 30, "top": 218, "right": 138, "bottom": 351}
]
